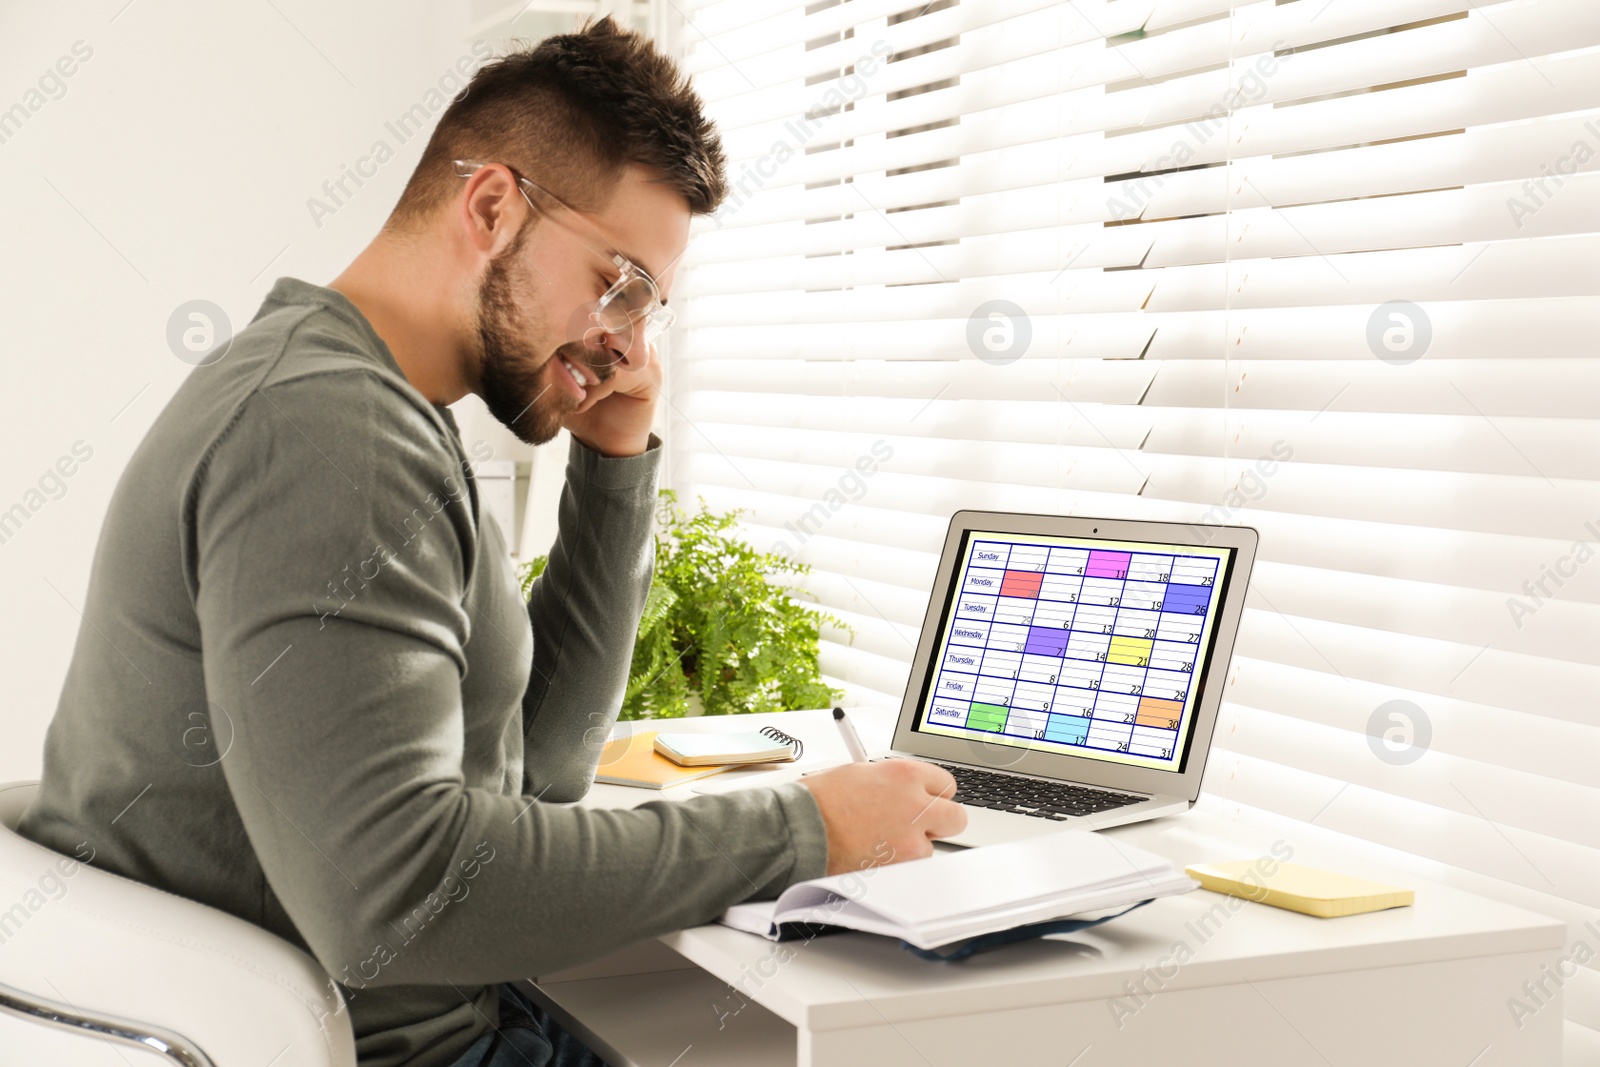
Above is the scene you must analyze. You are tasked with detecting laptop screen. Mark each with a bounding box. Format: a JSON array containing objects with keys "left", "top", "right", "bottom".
[{"left": 910, "top": 529, "right": 1238, "bottom": 774}]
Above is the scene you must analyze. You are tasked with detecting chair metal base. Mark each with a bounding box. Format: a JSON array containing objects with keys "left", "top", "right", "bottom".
[{"left": 0, "top": 977, "right": 215, "bottom": 1067}]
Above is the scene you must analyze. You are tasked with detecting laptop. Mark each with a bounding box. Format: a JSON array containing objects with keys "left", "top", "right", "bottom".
[{"left": 876, "top": 510, "right": 1258, "bottom": 848}]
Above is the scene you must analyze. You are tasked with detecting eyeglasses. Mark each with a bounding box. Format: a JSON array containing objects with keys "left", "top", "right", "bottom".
[{"left": 453, "top": 159, "right": 676, "bottom": 358}]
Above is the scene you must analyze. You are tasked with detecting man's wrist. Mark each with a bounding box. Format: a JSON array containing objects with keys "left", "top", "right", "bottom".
[
  {"left": 569, "top": 428, "right": 653, "bottom": 458},
  {"left": 566, "top": 431, "right": 663, "bottom": 492}
]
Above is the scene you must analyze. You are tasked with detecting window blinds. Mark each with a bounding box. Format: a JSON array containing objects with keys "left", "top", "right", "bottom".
[{"left": 663, "top": 0, "right": 1600, "bottom": 1049}]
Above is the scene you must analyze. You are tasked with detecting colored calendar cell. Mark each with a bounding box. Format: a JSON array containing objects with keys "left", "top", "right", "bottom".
[
  {"left": 1160, "top": 584, "right": 1212, "bottom": 615},
  {"left": 999, "top": 570, "right": 1045, "bottom": 598},
  {"left": 1046, "top": 718, "right": 1090, "bottom": 745},
  {"left": 1136, "top": 696, "right": 1184, "bottom": 730},
  {"left": 1085, "top": 550, "right": 1133, "bottom": 580},
  {"left": 1107, "top": 635, "right": 1154, "bottom": 666},
  {"left": 1023, "top": 625, "right": 1069, "bottom": 658},
  {"left": 965, "top": 702, "right": 1009, "bottom": 730}
]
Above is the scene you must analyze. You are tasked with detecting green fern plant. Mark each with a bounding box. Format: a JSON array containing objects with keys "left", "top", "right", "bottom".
[{"left": 518, "top": 490, "right": 845, "bottom": 719}]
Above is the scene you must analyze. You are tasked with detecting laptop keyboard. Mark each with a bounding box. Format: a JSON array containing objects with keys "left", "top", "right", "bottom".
[{"left": 929, "top": 761, "right": 1146, "bottom": 821}]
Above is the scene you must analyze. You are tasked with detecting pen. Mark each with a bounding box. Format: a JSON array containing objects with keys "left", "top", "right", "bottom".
[{"left": 833, "top": 706, "right": 869, "bottom": 763}]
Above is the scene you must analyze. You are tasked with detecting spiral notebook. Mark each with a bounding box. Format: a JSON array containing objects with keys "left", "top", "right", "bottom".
[
  {"left": 594, "top": 726, "right": 804, "bottom": 789},
  {"left": 654, "top": 726, "right": 804, "bottom": 767}
]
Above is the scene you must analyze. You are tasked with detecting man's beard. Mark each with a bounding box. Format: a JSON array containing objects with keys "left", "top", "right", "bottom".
[{"left": 475, "top": 226, "right": 606, "bottom": 446}]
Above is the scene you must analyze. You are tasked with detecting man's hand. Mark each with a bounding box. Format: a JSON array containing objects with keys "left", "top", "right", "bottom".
[
  {"left": 796, "top": 759, "right": 967, "bottom": 876},
  {"left": 563, "top": 338, "right": 661, "bottom": 458}
]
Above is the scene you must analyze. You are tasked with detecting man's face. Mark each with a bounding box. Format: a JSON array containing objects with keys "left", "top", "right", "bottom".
[{"left": 473, "top": 164, "right": 689, "bottom": 445}]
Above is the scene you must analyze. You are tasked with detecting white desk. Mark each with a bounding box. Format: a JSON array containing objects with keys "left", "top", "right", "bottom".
[{"left": 526, "top": 708, "right": 1566, "bottom": 1066}]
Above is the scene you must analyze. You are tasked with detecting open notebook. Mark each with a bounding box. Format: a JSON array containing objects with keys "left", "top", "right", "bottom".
[{"left": 718, "top": 829, "right": 1197, "bottom": 953}]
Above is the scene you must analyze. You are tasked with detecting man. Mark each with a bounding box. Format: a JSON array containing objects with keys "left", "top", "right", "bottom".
[{"left": 18, "top": 16, "right": 965, "bottom": 1067}]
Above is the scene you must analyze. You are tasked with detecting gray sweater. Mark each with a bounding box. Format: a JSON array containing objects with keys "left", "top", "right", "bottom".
[{"left": 18, "top": 276, "right": 828, "bottom": 1067}]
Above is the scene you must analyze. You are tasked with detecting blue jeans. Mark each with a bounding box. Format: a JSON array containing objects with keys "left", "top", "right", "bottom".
[{"left": 446, "top": 982, "right": 610, "bottom": 1067}]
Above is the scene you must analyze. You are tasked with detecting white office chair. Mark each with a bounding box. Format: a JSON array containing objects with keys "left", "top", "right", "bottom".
[{"left": 0, "top": 780, "right": 356, "bottom": 1066}]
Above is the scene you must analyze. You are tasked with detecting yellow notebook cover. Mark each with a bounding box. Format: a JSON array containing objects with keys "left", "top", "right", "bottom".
[
  {"left": 1184, "top": 860, "right": 1414, "bottom": 919},
  {"left": 593, "top": 732, "right": 735, "bottom": 790}
]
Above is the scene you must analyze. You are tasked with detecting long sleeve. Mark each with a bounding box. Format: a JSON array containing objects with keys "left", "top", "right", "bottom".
[
  {"left": 191, "top": 371, "right": 829, "bottom": 989},
  {"left": 520, "top": 432, "right": 660, "bottom": 802}
]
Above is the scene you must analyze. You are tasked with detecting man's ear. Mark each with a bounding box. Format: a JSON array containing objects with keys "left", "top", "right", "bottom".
[{"left": 459, "top": 164, "right": 529, "bottom": 257}]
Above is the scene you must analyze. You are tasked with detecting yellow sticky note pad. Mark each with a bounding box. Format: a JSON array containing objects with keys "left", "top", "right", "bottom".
[{"left": 1184, "top": 860, "right": 1414, "bottom": 919}]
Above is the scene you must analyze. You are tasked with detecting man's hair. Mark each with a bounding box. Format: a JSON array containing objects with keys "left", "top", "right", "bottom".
[{"left": 388, "top": 16, "right": 726, "bottom": 229}]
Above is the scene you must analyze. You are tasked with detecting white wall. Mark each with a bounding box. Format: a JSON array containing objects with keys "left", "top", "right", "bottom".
[{"left": 0, "top": 0, "right": 576, "bottom": 781}]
